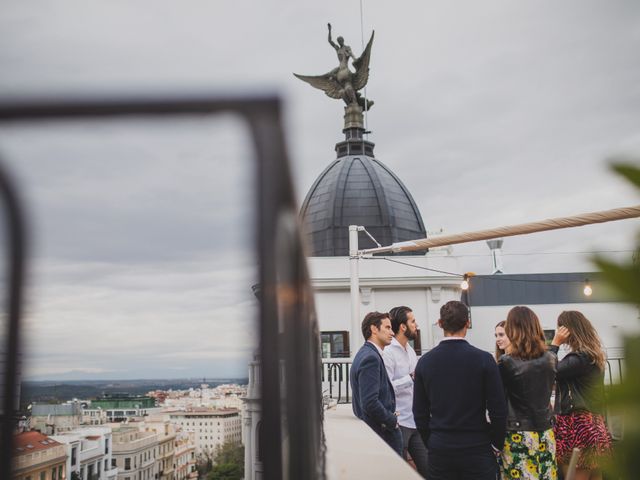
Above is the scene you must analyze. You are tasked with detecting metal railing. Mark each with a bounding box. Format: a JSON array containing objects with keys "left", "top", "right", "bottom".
[
  {"left": 605, "top": 356, "right": 624, "bottom": 385},
  {"left": 0, "top": 93, "right": 325, "bottom": 480},
  {"left": 321, "top": 360, "right": 352, "bottom": 404},
  {"left": 321, "top": 356, "right": 626, "bottom": 407}
]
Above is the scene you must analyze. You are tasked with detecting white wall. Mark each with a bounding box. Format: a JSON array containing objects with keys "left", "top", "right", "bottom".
[{"left": 464, "top": 302, "right": 639, "bottom": 356}]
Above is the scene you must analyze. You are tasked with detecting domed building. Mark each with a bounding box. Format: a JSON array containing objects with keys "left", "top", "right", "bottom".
[
  {"left": 300, "top": 118, "right": 463, "bottom": 360},
  {"left": 300, "top": 129, "right": 427, "bottom": 256},
  {"left": 293, "top": 28, "right": 462, "bottom": 369}
]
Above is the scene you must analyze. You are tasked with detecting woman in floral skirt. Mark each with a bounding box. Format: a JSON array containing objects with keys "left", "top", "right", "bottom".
[
  {"left": 550, "top": 311, "right": 612, "bottom": 480},
  {"left": 499, "top": 306, "right": 558, "bottom": 480}
]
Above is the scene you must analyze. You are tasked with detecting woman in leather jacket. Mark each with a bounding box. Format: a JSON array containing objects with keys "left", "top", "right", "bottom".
[
  {"left": 550, "top": 311, "right": 612, "bottom": 480},
  {"left": 499, "top": 306, "right": 557, "bottom": 480}
]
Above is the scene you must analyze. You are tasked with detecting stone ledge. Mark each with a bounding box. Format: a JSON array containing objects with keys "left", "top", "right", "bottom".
[{"left": 324, "top": 404, "right": 422, "bottom": 479}]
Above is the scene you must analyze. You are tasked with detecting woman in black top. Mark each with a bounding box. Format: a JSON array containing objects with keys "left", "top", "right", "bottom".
[
  {"left": 550, "top": 311, "right": 612, "bottom": 480},
  {"left": 499, "top": 306, "right": 557, "bottom": 480}
]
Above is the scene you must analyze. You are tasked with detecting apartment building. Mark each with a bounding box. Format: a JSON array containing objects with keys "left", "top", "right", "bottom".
[
  {"left": 168, "top": 409, "right": 241, "bottom": 457},
  {"left": 172, "top": 431, "right": 196, "bottom": 480},
  {"left": 142, "top": 420, "right": 176, "bottom": 480},
  {"left": 52, "top": 425, "right": 117, "bottom": 480},
  {"left": 111, "top": 425, "right": 158, "bottom": 480},
  {"left": 13, "top": 431, "right": 67, "bottom": 480}
]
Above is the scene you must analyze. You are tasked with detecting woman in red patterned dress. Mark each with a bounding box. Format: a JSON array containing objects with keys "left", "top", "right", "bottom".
[{"left": 550, "top": 311, "right": 612, "bottom": 480}]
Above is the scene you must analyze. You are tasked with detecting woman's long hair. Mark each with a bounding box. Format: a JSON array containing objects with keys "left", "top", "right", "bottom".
[
  {"left": 557, "top": 310, "right": 606, "bottom": 371},
  {"left": 495, "top": 320, "right": 506, "bottom": 361},
  {"left": 505, "top": 306, "right": 547, "bottom": 360}
]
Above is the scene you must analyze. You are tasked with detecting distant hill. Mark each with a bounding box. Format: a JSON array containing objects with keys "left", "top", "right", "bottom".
[{"left": 20, "top": 378, "right": 248, "bottom": 408}]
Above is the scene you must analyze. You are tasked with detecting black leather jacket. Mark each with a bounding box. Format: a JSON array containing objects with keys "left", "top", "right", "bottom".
[
  {"left": 499, "top": 351, "right": 557, "bottom": 431},
  {"left": 549, "top": 345, "right": 605, "bottom": 415}
]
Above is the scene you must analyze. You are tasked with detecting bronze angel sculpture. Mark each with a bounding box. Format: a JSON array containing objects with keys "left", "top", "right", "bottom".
[{"left": 295, "top": 23, "right": 374, "bottom": 111}]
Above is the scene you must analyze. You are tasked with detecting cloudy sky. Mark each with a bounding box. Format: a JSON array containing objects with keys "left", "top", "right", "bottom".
[{"left": 1, "top": 0, "right": 639, "bottom": 379}]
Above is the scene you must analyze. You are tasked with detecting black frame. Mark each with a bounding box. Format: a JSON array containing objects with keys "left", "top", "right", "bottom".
[{"left": 0, "top": 93, "right": 324, "bottom": 480}]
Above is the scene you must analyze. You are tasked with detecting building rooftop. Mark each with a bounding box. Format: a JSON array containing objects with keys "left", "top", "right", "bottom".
[
  {"left": 169, "top": 407, "right": 239, "bottom": 416},
  {"left": 14, "top": 431, "right": 62, "bottom": 455},
  {"left": 300, "top": 154, "right": 427, "bottom": 256}
]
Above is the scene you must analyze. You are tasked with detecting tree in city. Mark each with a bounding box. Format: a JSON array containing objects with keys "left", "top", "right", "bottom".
[
  {"left": 195, "top": 450, "right": 214, "bottom": 478},
  {"left": 207, "top": 441, "right": 244, "bottom": 480}
]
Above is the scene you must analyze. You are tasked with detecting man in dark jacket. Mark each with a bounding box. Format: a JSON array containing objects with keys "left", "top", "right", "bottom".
[
  {"left": 350, "top": 311, "right": 403, "bottom": 455},
  {"left": 413, "top": 301, "right": 507, "bottom": 479}
]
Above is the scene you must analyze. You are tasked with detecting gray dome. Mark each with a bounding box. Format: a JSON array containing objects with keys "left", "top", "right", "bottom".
[{"left": 300, "top": 155, "right": 427, "bottom": 256}]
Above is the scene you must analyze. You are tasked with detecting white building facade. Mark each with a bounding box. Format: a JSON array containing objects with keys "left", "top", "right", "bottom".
[
  {"left": 168, "top": 409, "right": 242, "bottom": 457},
  {"left": 111, "top": 426, "right": 158, "bottom": 480},
  {"left": 51, "top": 426, "right": 117, "bottom": 480}
]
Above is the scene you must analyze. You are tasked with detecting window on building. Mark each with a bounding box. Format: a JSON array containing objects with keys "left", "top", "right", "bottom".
[
  {"left": 105, "top": 438, "right": 109, "bottom": 454},
  {"left": 71, "top": 447, "right": 77, "bottom": 466},
  {"left": 58, "top": 466, "right": 63, "bottom": 479},
  {"left": 40, "top": 472, "right": 45, "bottom": 480},
  {"left": 52, "top": 467, "right": 57, "bottom": 480},
  {"left": 112, "top": 459, "right": 116, "bottom": 468},
  {"left": 321, "top": 331, "right": 350, "bottom": 358},
  {"left": 125, "top": 457, "right": 131, "bottom": 470}
]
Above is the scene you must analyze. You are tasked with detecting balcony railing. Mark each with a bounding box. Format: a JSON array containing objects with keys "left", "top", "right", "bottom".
[
  {"left": 322, "top": 355, "right": 626, "bottom": 407},
  {"left": 321, "top": 359, "right": 352, "bottom": 404},
  {"left": 605, "top": 356, "right": 624, "bottom": 385}
]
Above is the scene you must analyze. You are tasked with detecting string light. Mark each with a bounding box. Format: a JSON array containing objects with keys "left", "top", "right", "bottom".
[
  {"left": 460, "top": 272, "right": 475, "bottom": 290},
  {"left": 583, "top": 279, "right": 593, "bottom": 297}
]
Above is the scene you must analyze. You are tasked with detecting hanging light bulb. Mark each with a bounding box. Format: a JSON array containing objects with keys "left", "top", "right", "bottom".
[
  {"left": 583, "top": 279, "right": 593, "bottom": 297},
  {"left": 460, "top": 273, "right": 471, "bottom": 290}
]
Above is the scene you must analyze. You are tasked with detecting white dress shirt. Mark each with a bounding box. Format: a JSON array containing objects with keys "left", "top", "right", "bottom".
[{"left": 382, "top": 336, "right": 418, "bottom": 428}]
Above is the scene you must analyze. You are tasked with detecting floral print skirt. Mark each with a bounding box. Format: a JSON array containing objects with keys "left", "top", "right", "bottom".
[{"left": 500, "top": 429, "right": 557, "bottom": 480}]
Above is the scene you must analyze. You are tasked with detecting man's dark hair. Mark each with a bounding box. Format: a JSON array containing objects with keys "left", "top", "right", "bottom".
[
  {"left": 361, "top": 311, "right": 390, "bottom": 340},
  {"left": 439, "top": 301, "right": 469, "bottom": 333},
  {"left": 389, "top": 306, "right": 412, "bottom": 334}
]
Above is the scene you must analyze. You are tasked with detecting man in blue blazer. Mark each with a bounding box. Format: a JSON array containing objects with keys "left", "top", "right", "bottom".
[{"left": 350, "top": 311, "right": 403, "bottom": 455}]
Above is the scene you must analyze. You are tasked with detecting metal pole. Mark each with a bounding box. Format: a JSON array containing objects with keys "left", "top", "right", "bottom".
[{"left": 349, "top": 225, "right": 361, "bottom": 358}]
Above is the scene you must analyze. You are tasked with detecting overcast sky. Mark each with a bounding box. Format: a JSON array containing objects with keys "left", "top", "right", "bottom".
[{"left": 1, "top": 0, "right": 639, "bottom": 379}]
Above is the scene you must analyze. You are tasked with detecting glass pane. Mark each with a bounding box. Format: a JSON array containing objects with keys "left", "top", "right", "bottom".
[{"left": 0, "top": 115, "right": 258, "bottom": 475}]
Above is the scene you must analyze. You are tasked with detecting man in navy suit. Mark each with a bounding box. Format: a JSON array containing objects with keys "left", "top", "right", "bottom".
[
  {"left": 413, "top": 300, "right": 506, "bottom": 480},
  {"left": 350, "top": 311, "right": 403, "bottom": 455}
]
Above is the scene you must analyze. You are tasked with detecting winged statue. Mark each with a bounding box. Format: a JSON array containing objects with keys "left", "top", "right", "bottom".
[{"left": 294, "top": 23, "right": 374, "bottom": 111}]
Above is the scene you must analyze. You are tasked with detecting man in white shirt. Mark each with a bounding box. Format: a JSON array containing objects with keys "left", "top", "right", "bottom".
[{"left": 382, "top": 306, "right": 428, "bottom": 477}]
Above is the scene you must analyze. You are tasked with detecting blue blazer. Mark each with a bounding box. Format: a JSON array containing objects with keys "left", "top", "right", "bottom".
[{"left": 350, "top": 342, "right": 397, "bottom": 435}]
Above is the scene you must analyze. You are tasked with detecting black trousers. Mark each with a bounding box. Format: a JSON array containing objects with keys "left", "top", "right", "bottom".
[
  {"left": 400, "top": 425, "right": 429, "bottom": 478},
  {"left": 427, "top": 448, "right": 497, "bottom": 480}
]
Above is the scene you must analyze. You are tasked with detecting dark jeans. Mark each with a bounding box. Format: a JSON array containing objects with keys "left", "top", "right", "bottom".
[
  {"left": 400, "top": 425, "right": 429, "bottom": 478},
  {"left": 380, "top": 427, "right": 404, "bottom": 457},
  {"left": 428, "top": 448, "right": 497, "bottom": 480}
]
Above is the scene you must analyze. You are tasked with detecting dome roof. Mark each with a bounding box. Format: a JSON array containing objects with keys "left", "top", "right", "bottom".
[{"left": 300, "top": 155, "right": 427, "bottom": 256}]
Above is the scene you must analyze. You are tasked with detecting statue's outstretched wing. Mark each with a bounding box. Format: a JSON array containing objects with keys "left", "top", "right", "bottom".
[
  {"left": 293, "top": 72, "right": 343, "bottom": 99},
  {"left": 352, "top": 31, "right": 375, "bottom": 91}
]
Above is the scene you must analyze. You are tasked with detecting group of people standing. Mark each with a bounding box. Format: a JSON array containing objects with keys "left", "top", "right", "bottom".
[{"left": 350, "top": 301, "right": 612, "bottom": 480}]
